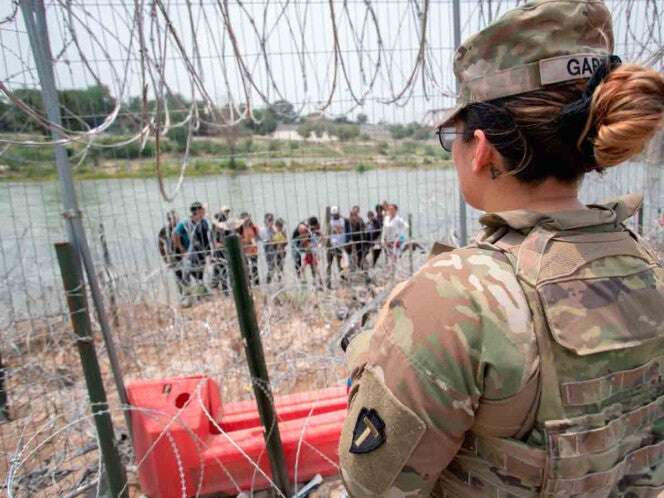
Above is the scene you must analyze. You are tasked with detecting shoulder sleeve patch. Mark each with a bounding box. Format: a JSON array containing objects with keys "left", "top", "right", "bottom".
[
  {"left": 340, "top": 366, "right": 426, "bottom": 496},
  {"left": 349, "top": 408, "right": 386, "bottom": 454}
]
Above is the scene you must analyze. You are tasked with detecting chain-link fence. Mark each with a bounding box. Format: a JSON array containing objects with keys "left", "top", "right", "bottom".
[{"left": 1, "top": 0, "right": 663, "bottom": 496}]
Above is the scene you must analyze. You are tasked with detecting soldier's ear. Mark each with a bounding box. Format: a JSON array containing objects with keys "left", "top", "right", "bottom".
[{"left": 470, "top": 129, "right": 497, "bottom": 178}]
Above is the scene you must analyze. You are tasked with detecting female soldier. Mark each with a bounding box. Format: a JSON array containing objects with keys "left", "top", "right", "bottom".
[{"left": 339, "top": 0, "right": 664, "bottom": 496}]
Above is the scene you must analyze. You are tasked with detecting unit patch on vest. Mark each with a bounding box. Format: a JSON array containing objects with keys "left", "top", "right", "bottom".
[
  {"left": 349, "top": 408, "right": 386, "bottom": 454},
  {"left": 539, "top": 53, "right": 605, "bottom": 85}
]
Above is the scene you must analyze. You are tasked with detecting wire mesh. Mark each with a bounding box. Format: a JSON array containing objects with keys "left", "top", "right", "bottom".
[{"left": 0, "top": 0, "right": 663, "bottom": 496}]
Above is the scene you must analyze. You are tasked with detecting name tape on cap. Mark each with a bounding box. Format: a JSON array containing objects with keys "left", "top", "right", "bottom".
[{"left": 539, "top": 53, "right": 606, "bottom": 86}]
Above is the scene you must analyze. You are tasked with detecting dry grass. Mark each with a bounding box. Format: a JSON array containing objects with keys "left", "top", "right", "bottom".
[{"left": 1, "top": 279, "right": 383, "bottom": 497}]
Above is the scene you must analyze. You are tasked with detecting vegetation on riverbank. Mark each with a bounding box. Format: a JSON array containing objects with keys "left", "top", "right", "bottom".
[
  {"left": 1, "top": 86, "right": 453, "bottom": 180},
  {"left": 0, "top": 134, "right": 452, "bottom": 181}
]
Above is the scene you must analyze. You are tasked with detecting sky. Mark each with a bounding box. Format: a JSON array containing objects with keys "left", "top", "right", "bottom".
[{"left": 0, "top": 0, "right": 660, "bottom": 125}]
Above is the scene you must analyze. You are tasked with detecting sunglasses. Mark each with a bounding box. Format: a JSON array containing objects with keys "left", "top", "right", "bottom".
[{"left": 435, "top": 127, "right": 464, "bottom": 152}]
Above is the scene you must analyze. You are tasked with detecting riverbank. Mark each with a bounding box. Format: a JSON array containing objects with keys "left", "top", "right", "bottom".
[
  {"left": 0, "top": 157, "right": 453, "bottom": 182},
  {"left": 0, "top": 134, "right": 452, "bottom": 181}
]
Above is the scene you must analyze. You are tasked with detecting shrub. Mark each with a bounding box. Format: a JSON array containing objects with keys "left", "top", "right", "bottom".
[
  {"left": 331, "top": 123, "right": 360, "bottom": 141},
  {"left": 192, "top": 160, "right": 219, "bottom": 175},
  {"left": 376, "top": 141, "right": 389, "bottom": 155},
  {"left": 93, "top": 135, "right": 156, "bottom": 159},
  {"left": 224, "top": 157, "right": 247, "bottom": 171},
  {"left": 268, "top": 140, "right": 282, "bottom": 152},
  {"left": 241, "top": 138, "right": 254, "bottom": 153},
  {"left": 400, "top": 141, "right": 418, "bottom": 154},
  {"left": 297, "top": 123, "right": 313, "bottom": 139},
  {"left": 166, "top": 126, "right": 189, "bottom": 152},
  {"left": 189, "top": 139, "right": 230, "bottom": 156},
  {"left": 412, "top": 127, "right": 432, "bottom": 140},
  {"left": 424, "top": 144, "right": 437, "bottom": 156}
]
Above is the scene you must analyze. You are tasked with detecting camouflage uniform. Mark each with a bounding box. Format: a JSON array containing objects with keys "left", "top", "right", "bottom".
[
  {"left": 340, "top": 195, "right": 664, "bottom": 497},
  {"left": 339, "top": 1, "right": 664, "bottom": 496},
  {"left": 432, "top": 0, "right": 614, "bottom": 129}
]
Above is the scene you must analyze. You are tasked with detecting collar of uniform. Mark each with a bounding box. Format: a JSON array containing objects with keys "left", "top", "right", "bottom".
[{"left": 479, "top": 193, "right": 643, "bottom": 231}]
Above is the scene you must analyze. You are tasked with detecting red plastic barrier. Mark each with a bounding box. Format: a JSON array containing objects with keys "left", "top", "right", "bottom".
[{"left": 127, "top": 376, "right": 347, "bottom": 497}]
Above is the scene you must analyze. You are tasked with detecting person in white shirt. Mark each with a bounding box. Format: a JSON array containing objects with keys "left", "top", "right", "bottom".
[
  {"left": 381, "top": 203, "right": 408, "bottom": 273},
  {"left": 259, "top": 213, "right": 278, "bottom": 283},
  {"left": 326, "top": 205, "right": 349, "bottom": 288}
]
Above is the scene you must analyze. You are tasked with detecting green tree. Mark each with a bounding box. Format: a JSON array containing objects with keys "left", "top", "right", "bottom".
[
  {"left": 297, "top": 122, "right": 313, "bottom": 139},
  {"left": 270, "top": 100, "right": 296, "bottom": 123},
  {"left": 245, "top": 107, "right": 278, "bottom": 135},
  {"left": 166, "top": 126, "right": 189, "bottom": 152},
  {"left": 0, "top": 89, "right": 46, "bottom": 133},
  {"left": 331, "top": 122, "right": 360, "bottom": 141},
  {"left": 59, "top": 85, "right": 115, "bottom": 130}
]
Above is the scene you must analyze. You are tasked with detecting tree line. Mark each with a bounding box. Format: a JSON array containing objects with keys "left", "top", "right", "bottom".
[{"left": 0, "top": 84, "right": 432, "bottom": 141}]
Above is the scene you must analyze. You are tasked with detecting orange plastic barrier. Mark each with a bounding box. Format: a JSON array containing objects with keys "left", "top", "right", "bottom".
[{"left": 127, "top": 375, "right": 347, "bottom": 497}]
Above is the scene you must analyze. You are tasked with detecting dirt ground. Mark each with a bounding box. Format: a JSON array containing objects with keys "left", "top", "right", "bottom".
[{"left": 1, "top": 279, "right": 383, "bottom": 497}]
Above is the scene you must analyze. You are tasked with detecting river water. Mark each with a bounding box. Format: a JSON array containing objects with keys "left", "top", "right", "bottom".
[{"left": 1, "top": 163, "right": 661, "bottom": 325}]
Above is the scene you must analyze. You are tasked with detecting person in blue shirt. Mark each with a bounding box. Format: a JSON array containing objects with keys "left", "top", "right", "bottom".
[{"left": 173, "top": 201, "right": 211, "bottom": 302}]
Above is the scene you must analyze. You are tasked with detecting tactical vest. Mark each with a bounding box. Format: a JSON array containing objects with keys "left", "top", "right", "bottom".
[{"left": 435, "top": 195, "right": 664, "bottom": 498}]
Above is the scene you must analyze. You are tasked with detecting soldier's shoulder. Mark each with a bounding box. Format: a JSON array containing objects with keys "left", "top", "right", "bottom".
[
  {"left": 377, "top": 244, "right": 537, "bottom": 398},
  {"left": 419, "top": 245, "right": 516, "bottom": 289},
  {"left": 401, "top": 244, "right": 532, "bottom": 338}
]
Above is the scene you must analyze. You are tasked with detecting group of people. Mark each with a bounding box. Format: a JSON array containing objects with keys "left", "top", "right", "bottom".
[
  {"left": 158, "top": 200, "right": 410, "bottom": 303},
  {"left": 291, "top": 202, "right": 409, "bottom": 289}
]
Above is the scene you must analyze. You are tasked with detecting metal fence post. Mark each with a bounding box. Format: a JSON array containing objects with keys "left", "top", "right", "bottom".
[
  {"left": 20, "top": 0, "right": 131, "bottom": 433},
  {"left": 408, "top": 213, "right": 414, "bottom": 275},
  {"left": 453, "top": 0, "right": 468, "bottom": 246},
  {"left": 55, "top": 242, "right": 128, "bottom": 498},
  {"left": 225, "top": 234, "right": 290, "bottom": 497},
  {"left": 0, "top": 351, "right": 8, "bottom": 422}
]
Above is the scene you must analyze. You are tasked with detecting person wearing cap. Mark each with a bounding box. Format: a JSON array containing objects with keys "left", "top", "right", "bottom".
[
  {"left": 326, "top": 205, "right": 350, "bottom": 289},
  {"left": 173, "top": 201, "right": 211, "bottom": 302},
  {"left": 339, "top": 1, "right": 664, "bottom": 496}
]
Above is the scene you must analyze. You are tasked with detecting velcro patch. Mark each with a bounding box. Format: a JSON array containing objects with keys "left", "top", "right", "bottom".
[
  {"left": 539, "top": 53, "right": 605, "bottom": 85},
  {"left": 350, "top": 408, "right": 386, "bottom": 454},
  {"left": 339, "top": 367, "right": 426, "bottom": 496}
]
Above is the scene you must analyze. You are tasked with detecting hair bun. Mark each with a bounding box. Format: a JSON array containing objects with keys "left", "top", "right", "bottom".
[{"left": 588, "top": 64, "right": 664, "bottom": 167}]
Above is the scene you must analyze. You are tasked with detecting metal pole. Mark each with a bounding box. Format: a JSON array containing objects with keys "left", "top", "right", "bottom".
[
  {"left": 20, "top": 0, "right": 131, "bottom": 433},
  {"left": 452, "top": 0, "right": 468, "bottom": 246},
  {"left": 226, "top": 235, "right": 290, "bottom": 497},
  {"left": 0, "top": 350, "right": 8, "bottom": 422},
  {"left": 55, "top": 242, "right": 128, "bottom": 498},
  {"left": 408, "top": 213, "right": 414, "bottom": 275}
]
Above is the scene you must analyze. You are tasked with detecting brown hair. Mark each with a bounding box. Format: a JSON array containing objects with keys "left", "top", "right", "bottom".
[
  {"left": 460, "top": 63, "right": 664, "bottom": 183},
  {"left": 585, "top": 64, "right": 664, "bottom": 167}
]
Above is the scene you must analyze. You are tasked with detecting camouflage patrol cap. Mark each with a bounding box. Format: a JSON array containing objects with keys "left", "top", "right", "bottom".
[{"left": 437, "top": 0, "right": 614, "bottom": 127}]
